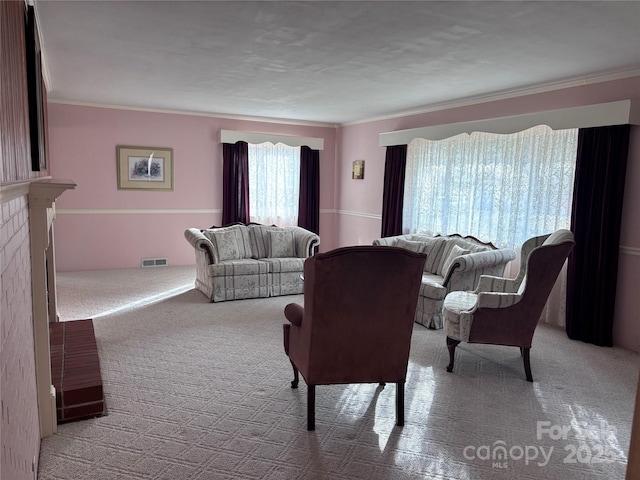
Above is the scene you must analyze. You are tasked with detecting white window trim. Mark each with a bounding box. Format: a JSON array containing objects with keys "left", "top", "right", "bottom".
[{"left": 219, "top": 130, "right": 324, "bottom": 150}]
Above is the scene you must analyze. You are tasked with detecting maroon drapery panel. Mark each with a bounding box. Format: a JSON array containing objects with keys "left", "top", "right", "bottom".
[
  {"left": 381, "top": 145, "right": 408, "bottom": 237},
  {"left": 566, "top": 124, "right": 630, "bottom": 346},
  {"left": 298, "top": 146, "right": 320, "bottom": 234},
  {"left": 222, "top": 141, "right": 250, "bottom": 225}
]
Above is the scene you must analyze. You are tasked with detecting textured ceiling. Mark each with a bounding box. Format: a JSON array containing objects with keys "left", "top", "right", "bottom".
[{"left": 35, "top": 1, "right": 640, "bottom": 125}]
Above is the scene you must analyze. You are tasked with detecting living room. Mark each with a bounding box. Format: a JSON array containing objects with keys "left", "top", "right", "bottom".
[{"left": 2, "top": 1, "right": 640, "bottom": 479}]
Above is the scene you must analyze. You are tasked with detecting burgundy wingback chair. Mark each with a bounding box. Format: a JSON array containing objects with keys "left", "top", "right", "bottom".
[
  {"left": 283, "top": 245, "right": 426, "bottom": 430},
  {"left": 443, "top": 229, "right": 575, "bottom": 382}
]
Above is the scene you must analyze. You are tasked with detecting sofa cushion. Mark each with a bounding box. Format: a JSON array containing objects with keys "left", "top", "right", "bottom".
[
  {"left": 248, "top": 225, "right": 277, "bottom": 259},
  {"left": 420, "top": 273, "right": 447, "bottom": 300},
  {"left": 203, "top": 224, "right": 252, "bottom": 260},
  {"left": 208, "top": 259, "right": 269, "bottom": 277},
  {"left": 212, "top": 230, "right": 241, "bottom": 261},
  {"left": 269, "top": 229, "right": 295, "bottom": 258},
  {"left": 396, "top": 238, "right": 424, "bottom": 253},
  {"left": 421, "top": 237, "right": 447, "bottom": 274},
  {"left": 441, "top": 244, "right": 471, "bottom": 276},
  {"left": 259, "top": 257, "right": 304, "bottom": 273}
]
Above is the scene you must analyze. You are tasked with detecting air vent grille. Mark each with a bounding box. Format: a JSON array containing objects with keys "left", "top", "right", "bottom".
[{"left": 141, "top": 258, "right": 168, "bottom": 268}]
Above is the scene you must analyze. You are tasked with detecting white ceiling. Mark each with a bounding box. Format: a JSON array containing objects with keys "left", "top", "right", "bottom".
[{"left": 35, "top": 1, "right": 640, "bottom": 125}]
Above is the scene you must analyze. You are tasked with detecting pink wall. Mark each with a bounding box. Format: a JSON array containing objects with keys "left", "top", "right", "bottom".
[
  {"left": 614, "top": 126, "right": 640, "bottom": 351},
  {"left": 49, "top": 105, "right": 337, "bottom": 270}
]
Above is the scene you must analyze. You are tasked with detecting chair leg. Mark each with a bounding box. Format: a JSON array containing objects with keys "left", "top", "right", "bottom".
[
  {"left": 521, "top": 347, "right": 533, "bottom": 382},
  {"left": 307, "top": 385, "right": 315, "bottom": 431},
  {"left": 446, "top": 336, "right": 460, "bottom": 372},
  {"left": 290, "top": 359, "right": 299, "bottom": 389},
  {"left": 396, "top": 382, "right": 405, "bottom": 427}
]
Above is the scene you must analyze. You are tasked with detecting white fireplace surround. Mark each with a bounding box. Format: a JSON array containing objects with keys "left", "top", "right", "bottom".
[{"left": 28, "top": 178, "right": 76, "bottom": 437}]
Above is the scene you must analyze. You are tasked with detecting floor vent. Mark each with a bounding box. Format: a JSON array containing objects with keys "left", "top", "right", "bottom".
[{"left": 141, "top": 258, "right": 168, "bottom": 268}]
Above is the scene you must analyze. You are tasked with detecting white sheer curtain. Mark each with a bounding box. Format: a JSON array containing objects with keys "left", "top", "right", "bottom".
[
  {"left": 248, "top": 142, "right": 300, "bottom": 226},
  {"left": 403, "top": 125, "right": 578, "bottom": 250},
  {"left": 403, "top": 125, "right": 578, "bottom": 326}
]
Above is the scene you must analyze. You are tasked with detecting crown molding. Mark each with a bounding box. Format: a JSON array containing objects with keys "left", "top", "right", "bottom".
[
  {"left": 344, "top": 68, "right": 640, "bottom": 127},
  {"left": 46, "top": 99, "right": 338, "bottom": 129},
  {"left": 46, "top": 69, "right": 639, "bottom": 129}
]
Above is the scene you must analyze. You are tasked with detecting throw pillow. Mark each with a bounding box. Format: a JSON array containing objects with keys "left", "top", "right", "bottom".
[
  {"left": 248, "top": 225, "right": 274, "bottom": 259},
  {"left": 395, "top": 239, "right": 424, "bottom": 253},
  {"left": 203, "top": 225, "right": 252, "bottom": 259},
  {"left": 442, "top": 244, "right": 470, "bottom": 276},
  {"left": 213, "top": 230, "right": 241, "bottom": 261},
  {"left": 269, "top": 229, "right": 295, "bottom": 258},
  {"left": 421, "top": 237, "right": 446, "bottom": 274}
]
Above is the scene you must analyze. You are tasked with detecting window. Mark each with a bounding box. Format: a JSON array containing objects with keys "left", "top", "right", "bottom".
[
  {"left": 403, "top": 125, "right": 578, "bottom": 249},
  {"left": 248, "top": 142, "right": 301, "bottom": 226}
]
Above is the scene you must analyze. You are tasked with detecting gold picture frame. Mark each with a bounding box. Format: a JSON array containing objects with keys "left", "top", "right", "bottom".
[
  {"left": 117, "top": 146, "right": 174, "bottom": 191},
  {"left": 352, "top": 160, "right": 365, "bottom": 180}
]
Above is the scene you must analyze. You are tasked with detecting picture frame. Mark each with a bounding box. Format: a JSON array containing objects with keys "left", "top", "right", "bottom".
[
  {"left": 116, "top": 146, "right": 174, "bottom": 191},
  {"left": 352, "top": 160, "right": 365, "bottom": 180}
]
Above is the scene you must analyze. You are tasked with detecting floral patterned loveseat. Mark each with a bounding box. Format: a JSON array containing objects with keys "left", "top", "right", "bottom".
[
  {"left": 373, "top": 233, "right": 516, "bottom": 329},
  {"left": 185, "top": 224, "right": 320, "bottom": 302}
]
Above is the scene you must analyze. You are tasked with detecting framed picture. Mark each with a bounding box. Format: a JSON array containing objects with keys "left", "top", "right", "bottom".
[
  {"left": 352, "top": 160, "right": 365, "bottom": 180},
  {"left": 116, "top": 146, "right": 174, "bottom": 191}
]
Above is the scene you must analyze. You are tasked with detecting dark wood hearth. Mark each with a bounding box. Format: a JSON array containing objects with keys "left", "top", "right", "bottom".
[{"left": 49, "top": 319, "right": 106, "bottom": 423}]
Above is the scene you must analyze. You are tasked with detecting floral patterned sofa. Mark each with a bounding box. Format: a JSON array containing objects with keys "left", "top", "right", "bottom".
[
  {"left": 185, "top": 224, "right": 320, "bottom": 302},
  {"left": 373, "top": 233, "right": 516, "bottom": 329}
]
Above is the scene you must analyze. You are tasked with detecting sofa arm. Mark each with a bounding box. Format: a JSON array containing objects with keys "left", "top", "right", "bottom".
[
  {"left": 443, "top": 249, "right": 516, "bottom": 285},
  {"left": 373, "top": 233, "right": 435, "bottom": 247},
  {"left": 184, "top": 228, "right": 216, "bottom": 264},
  {"left": 456, "top": 249, "right": 516, "bottom": 273},
  {"left": 290, "top": 226, "right": 321, "bottom": 257},
  {"left": 373, "top": 235, "right": 405, "bottom": 246},
  {"left": 442, "top": 249, "right": 516, "bottom": 292}
]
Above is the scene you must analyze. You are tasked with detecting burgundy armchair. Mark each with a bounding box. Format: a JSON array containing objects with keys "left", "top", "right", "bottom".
[
  {"left": 443, "top": 229, "right": 575, "bottom": 382},
  {"left": 283, "top": 246, "right": 426, "bottom": 430}
]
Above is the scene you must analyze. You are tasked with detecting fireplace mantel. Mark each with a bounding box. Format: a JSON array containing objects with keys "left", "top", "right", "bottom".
[{"left": 29, "top": 178, "right": 76, "bottom": 438}]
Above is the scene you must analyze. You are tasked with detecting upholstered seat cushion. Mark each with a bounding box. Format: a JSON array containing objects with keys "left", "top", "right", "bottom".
[
  {"left": 419, "top": 274, "right": 447, "bottom": 300},
  {"left": 208, "top": 259, "right": 269, "bottom": 277},
  {"left": 258, "top": 257, "right": 304, "bottom": 273},
  {"left": 443, "top": 291, "right": 477, "bottom": 342}
]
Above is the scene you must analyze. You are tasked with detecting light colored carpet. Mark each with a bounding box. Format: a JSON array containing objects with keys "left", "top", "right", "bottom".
[
  {"left": 56, "top": 266, "right": 197, "bottom": 321},
  {"left": 40, "top": 267, "right": 639, "bottom": 479}
]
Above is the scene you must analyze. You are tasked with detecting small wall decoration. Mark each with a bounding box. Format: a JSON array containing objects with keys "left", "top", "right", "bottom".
[
  {"left": 117, "top": 146, "right": 174, "bottom": 190},
  {"left": 352, "top": 160, "right": 365, "bottom": 180}
]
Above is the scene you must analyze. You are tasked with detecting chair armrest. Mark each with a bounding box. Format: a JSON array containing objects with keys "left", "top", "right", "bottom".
[
  {"left": 476, "top": 291, "right": 522, "bottom": 309},
  {"left": 290, "top": 226, "right": 320, "bottom": 258},
  {"left": 184, "top": 228, "right": 216, "bottom": 264},
  {"left": 285, "top": 303, "right": 304, "bottom": 326},
  {"left": 474, "top": 275, "right": 520, "bottom": 294}
]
